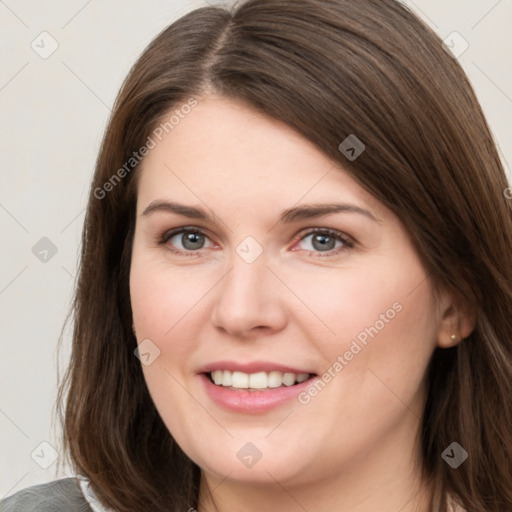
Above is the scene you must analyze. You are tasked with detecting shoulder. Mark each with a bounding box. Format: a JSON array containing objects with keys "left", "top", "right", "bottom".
[{"left": 0, "top": 478, "right": 93, "bottom": 512}]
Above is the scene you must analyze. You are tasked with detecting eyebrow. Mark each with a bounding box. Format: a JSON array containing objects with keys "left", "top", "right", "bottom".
[{"left": 141, "top": 200, "right": 378, "bottom": 224}]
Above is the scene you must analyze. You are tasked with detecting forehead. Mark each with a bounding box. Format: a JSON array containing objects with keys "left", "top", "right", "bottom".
[{"left": 135, "top": 96, "right": 383, "bottom": 217}]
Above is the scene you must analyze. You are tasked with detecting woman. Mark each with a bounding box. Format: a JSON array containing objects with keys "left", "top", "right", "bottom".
[{"left": 2, "top": 0, "right": 511, "bottom": 511}]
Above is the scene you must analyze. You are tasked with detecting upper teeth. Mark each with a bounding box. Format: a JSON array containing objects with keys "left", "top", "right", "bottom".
[{"left": 210, "top": 370, "right": 310, "bottom": 389}]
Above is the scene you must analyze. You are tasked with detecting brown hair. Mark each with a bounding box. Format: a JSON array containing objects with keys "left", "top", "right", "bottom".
[{"left": 56, "top": 1, "right": 512, "bottom": 510}]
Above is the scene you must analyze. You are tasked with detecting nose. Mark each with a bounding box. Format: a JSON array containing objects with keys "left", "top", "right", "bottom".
[{"left": 210, "top": 249, "right": 288, "bottom": 339}]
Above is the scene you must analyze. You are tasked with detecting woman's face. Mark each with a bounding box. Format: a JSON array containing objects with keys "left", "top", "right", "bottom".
[{"left": 130, "top": 95, "right": 444, "bottom": 488}]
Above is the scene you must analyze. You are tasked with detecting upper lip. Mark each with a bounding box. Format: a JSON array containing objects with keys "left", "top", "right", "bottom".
[{"left": 198, "top": 360, "right": 316, "bottom": 375}]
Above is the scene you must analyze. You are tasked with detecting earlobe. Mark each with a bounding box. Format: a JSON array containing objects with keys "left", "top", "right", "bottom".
[
  {"left": 439, "top": 332, "right": 461, "bottom": 348},
  {"left": 436, "top": 296, "right": 476, "bottom": 349},
  {"left": 438, "top": 331, "right": 461, "bottom": 349}
]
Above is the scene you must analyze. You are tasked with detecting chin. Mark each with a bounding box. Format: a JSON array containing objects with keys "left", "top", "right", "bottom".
[{"left": 180, "top": 434, "right": 322, "bottom": 487}]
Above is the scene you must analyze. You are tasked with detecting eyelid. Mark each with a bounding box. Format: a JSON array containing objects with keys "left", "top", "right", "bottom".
[{"left": 292, "top": 227, "right": 354, "bottom": 245}]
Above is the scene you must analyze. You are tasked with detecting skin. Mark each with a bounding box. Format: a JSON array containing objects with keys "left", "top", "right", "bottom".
[{"left": 129, "top": 95, "right": 474, "bottom": 512}]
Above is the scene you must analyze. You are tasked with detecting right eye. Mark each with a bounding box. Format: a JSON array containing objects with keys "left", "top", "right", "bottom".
[{"left": 160, "top": 227, "right": 214, "bottom": 256}]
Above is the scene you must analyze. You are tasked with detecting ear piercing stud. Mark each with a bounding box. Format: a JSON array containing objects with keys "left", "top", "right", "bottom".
[{"left": 451, "top": 334, "right": 458, "bottom": 342}]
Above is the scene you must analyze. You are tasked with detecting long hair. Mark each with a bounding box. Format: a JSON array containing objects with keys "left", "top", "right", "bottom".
[{"left": 56, "top": 1, "right": 512, "bottom": 510}]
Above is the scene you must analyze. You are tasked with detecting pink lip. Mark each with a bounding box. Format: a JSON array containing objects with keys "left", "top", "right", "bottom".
[
  {"left": 197, "top": 360, "right": 313, "bottom": 374},
  {"left": 199, "top": 373, "right": 317, "bottom": 414}
]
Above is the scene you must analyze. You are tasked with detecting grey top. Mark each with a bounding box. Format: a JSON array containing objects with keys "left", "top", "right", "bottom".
[
  {"left": 0, "top": 478, "right": 94, "bottom": 512},
  {"left": 1, "top": 477, "right": 466, "bottom": 511}
]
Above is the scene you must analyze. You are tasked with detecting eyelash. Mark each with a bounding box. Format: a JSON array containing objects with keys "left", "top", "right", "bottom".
[{"left": 157, "top": 226, "right": 355, "bottom": 258}]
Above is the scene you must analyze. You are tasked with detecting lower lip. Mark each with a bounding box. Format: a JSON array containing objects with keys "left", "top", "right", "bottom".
[{"left": 200, "top": 373, "right": 316, "bottom": 413}]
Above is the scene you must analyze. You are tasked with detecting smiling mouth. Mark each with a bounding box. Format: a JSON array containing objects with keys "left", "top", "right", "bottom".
[{"left": 206, "top": 370, "right": 315, "bottom": 390}]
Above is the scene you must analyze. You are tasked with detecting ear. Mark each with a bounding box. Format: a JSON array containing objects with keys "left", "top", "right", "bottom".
[{"left": 436, "top": 290, "right": 476, "bottom": 348}]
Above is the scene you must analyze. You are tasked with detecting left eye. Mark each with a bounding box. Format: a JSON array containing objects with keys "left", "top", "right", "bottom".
[{"left": 296, "top": 230, "right": 349, "bottom": 253}]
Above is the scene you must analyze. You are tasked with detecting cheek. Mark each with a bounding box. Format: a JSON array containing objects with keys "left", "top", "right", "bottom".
[
  {"left": 129, "top": 251, "right": 212, "bottom": 339},
  {"left": 289, "top": 263, "right": 407, "bottom": 350},
  {"left": 129, "top": 254, "right": 211, "bottom": 449},
  {"left": 302, "top": 255, "right": 437, "bottom": 396}
]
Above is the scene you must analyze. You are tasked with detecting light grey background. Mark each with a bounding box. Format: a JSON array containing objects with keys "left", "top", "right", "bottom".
[{"left": 1, "top": 0, "right": 511, "bottom": 499}]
